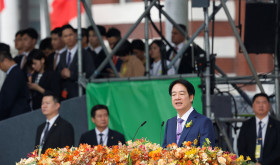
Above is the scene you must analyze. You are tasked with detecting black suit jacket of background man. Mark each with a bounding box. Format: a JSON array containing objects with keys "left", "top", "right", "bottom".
[
  {"left": 237, "top": 116, "right": 280, "bottom": 165},
  {"left": 57, "top": 49, "right": 95, "bottom": 99},
  {"left": 86, "top": 48, "right": 110, "bottom": 78},
  {"left": 35, "top": 116, "right": 74, "bottom": 153},
  {"left": 0, "top": 65, "right": 31, "bottom": 121},
  {"left": 79, "top": 129, "right": 126, "bottom": 147},
  {"left": 167, "top": 44, "right": 205, "bottom": 74}
]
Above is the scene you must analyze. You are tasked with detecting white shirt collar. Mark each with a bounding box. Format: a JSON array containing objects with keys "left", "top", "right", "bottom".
[
  {"left": 177, "top": 106, "right": 194, "bottom": 121},
  {"left": 57, "top": 47, "right": 67, "bottom": 54},
  {"left": 22, "top": 52, "right": 29, "bottom": 57},
  {"left": 176, "top": 41, "right": 185, "bottom": 51},
  {"left": 94, "top": 46, "right": 102, "bottom": 54},
  {"left": 67, "top": 44, "right": 78, "bottom": 55},
  {"left": 95, "top": 127, "right": 109, "bottom": 135},
  {"left": 256, "top": 115, "right": 269, "bottom": 126},
  {"left": 6, "top": 64, "right": 17, "bottom": 75},
  {"left": 46, "top": 114, "right": 59, "bottom": 131}
]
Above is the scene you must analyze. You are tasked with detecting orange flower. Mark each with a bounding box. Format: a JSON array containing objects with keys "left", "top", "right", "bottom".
[{"left": 186, "top": 160, "right": 193, "bottom": 165}]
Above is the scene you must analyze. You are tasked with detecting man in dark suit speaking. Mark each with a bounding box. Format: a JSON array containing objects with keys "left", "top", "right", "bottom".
[
  {"left": 162, "top": 79, "right": 215, "bottom": 148},
  {"left": 79, "top": 104, "right": 126, "bottom": 146},
  {"left": 0, "top": 43, "right": 31, "bottom": 121},
  {"left": 238, "top": 93, "right": 280, "bottom": 165},
  {"left": 35, "top": 92, "right": 74, "bottom": 154}
]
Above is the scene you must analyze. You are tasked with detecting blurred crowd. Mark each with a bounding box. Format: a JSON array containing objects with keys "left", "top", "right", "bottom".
[{"left": 0, "top": 23, "right": 200, "bottom": 120}]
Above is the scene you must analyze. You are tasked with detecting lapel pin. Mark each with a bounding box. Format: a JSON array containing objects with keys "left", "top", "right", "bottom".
[
  {"left": 54, "top": 123, "right": 57, "bottom": 127},
  {"left": 269, "top": 124, "right": 272, "bottom": 128},
  {"left": 111, "top": 136, "right": 114, "bottom": 139}
]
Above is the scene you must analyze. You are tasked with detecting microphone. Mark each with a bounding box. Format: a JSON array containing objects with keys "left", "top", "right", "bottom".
[
  {"left": 160, "top": 121, "right": 165, "bottom": 145},
  {"left": 132, "top": 121, "right": 147, "bottom": 141}
]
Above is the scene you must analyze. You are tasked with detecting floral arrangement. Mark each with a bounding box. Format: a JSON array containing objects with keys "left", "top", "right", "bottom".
[{"left": 17, "top": 138, "right": 251, "bottom": 165}]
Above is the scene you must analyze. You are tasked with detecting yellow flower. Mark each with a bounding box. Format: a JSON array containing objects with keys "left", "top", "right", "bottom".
[
  {"left": 186, "top": 120, "right": 193, "bottom": 128},
  {"left": 236, "top": 155, "right": 244, "bottom": 162}
]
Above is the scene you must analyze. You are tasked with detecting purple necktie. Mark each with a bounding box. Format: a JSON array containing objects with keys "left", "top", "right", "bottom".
[{"left": 176, "top": 118, "right": 184, "bottom": 144}]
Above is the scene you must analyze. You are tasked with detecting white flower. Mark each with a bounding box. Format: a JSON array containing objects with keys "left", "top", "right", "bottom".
[{"left": 217, "top": 156, "right": 227, "bottom": 165}]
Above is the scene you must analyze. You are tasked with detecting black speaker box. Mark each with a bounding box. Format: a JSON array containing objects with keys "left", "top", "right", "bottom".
[{"left": 244, "top": 3, "right": 277, "bottom": 54}]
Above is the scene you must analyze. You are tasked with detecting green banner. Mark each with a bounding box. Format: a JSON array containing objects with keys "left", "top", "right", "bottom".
[{"left": 86, "top": 77, "right": 202, "bottom": 144}]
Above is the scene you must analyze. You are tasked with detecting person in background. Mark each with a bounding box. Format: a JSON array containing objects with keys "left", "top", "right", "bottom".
[
  {"left": 35, "top": 92, "right": 74, "bottom": 154},
  {"left": 28, "top": 50, "right": 60, "bottom": 110},
  {"left": 0, "top": 43, "right": 31, "bottom": 121},
  {"left": 57, "top": 24, "right": 95, "bottom": 100},
  {"left": 167, "top": 24, "right": 204, "bottom": 74},
  {"left": 13, "top": 30, "right": 25, "bottom": 63},
  {"left": 39, "top": 37, "right": 54, "bottom": 58},
  {"left": 115, "top": 40, "right": 144, "bottom": 77},
  {"left": 106, "top": 27, "right": 122, "bottom": 74},
  {"left": 18, "top": 28, "right": 39, "bottom": 75},
  {"left": 82, "top": 28, "right": 88, "bottom": 49},
  {"left": 79, "top": 104, "right": 125, "bottom": 146},
  {"left": 131, "top": 39, "right": 146, "bottom": 66},
  {"left": 86, "top": 25, "right": 110, "bottom": 78},
  {"left": 238, "top": 93, "right": 280, "bottom": 165},
  {"left": 149, "top": 40, "right": 175, "bottom": 76},
  {"left": 48, "top": 27, "right": 66, "bottom": 71}
]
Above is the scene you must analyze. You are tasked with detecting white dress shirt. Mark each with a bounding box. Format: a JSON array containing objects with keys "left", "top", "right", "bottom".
[
  {"left": 95, "top": 127, "right": 109, "bottom": 145},
  {"left": 66, "top": 44, "right": 78, "bottom": 65},
  {"left": 150, "top": 60, "right": 175, "bottom": 76},
  {"left": 256, "top": 115, "right": 269, "bottom": 145}
]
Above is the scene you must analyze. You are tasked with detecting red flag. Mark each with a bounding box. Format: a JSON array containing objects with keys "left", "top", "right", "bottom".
[
  {"left": 50, "top": 0, "right": 84, "bottom": 30},
  {"left": 0, "top": 0, "right": 5, "bottom": 12}
]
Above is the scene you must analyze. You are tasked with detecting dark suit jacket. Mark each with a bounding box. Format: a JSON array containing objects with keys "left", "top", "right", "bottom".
[
  {"left": 162, "top": 109, "right": 215, "bottom": 148},
  {"left": 30, "top": 71, "right": 61, "bottom": 109},
  {"left": 46, "top": 52, "right": 55, "bottom": 71},
  {"left": 237, "top": 117, "right": 280, "bottom": 165},
  {"left": 35, "top": 116, "right": 74, "bottom": 153},
  {"left": 86, "top": 48, "right": 110, "bottom": 78},
  {"left": 167, "top": 44, "right": 204, "bottom": 74},
  {"left": 13, "top": 55, "right": 23, "bottom": 65},
  {"left": 57, "top": 49, "right": 95, "bottom": 99},
  {"left": 79, "top": 128, "right": 126, "bottom": 147},
  {"left": 13, "top": 51, "right": 35, "bottom": 76},
  {"left": 0, "top": 65, "right": 31, "bottom": 121}
]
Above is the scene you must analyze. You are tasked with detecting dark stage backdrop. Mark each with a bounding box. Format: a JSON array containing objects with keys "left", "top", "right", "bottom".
[{"left": 86, "top": 78, "right": 202, "bottom": 144}]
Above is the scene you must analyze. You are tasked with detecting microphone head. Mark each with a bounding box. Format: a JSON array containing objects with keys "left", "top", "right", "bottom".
[
  {"left": 141, "top": 121, "right": 147, "bottom": 127},
  {"left": 161, "top": 121, "right": 165, "bottom": 126}
]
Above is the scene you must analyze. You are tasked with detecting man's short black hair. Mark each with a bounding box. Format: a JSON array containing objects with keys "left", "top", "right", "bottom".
[
  {"left": 169, "top": 79, "right": 195, "bottom": 97},
  {"left": 115, "top": 40, "right": 132, "bottom": 56},
  {"left": 0, "top": 43, "right": 12, "bottom": 61},
  {"left": 30, "top": 49, "right": 45, "bottom": 60},
  {"left": 15, "top": 30, "right": 24, "bottom": 37},
  {"left": 51, "top": 27, "right": 63, "bottom": 37},
  {"left": 91, "top": 104, "right": 109, "bottom": 118},
  {"left": 22, "top": 28, "right": 39, "bottom": 40},
  {"left": 39, "top": 37, "right": 53, "bottom": 51},
  {"left": 131, "top": 39, "right": 145, "bottom": 51},
  {"left": 61, "top": 24, "right": 75, "bottom": 33},
  {"left": 43, "top": 91, "right": 60, "bottom": 103},
  {"left": 87, "top": 25, "right": 106, "bottom": 36},
  {"left": 252, "top": 93, "right": 269, "bottom": 103},
  {"left": 106, "top": 27, "right": 121, "bottom": 39}
]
